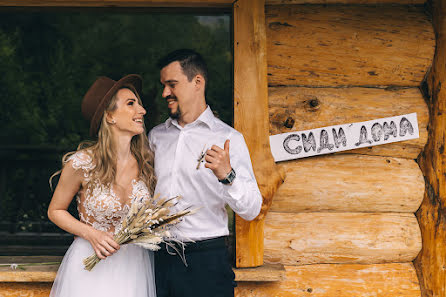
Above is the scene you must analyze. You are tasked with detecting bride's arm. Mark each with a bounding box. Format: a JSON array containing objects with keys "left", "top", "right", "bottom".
[{"left": 47, "top": 160, "right": 120, "bottom": 260}]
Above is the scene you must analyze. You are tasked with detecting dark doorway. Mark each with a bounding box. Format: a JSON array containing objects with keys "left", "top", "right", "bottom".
[{"left": 0, "top": 9, "right": 232, "bottom": 255}]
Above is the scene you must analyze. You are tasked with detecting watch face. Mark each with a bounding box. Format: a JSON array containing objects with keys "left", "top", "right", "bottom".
[
  {"left": 228, "top": 170, "right": 236, "bottom": 182},
  {"left": 226, "top": 169, "right": 236, "bottom": 184},
  {"left": 220, "top": 168, "right": 236, "bottom": 184}
]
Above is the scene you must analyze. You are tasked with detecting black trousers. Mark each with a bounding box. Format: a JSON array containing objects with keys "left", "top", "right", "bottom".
[{"left": 155, "top": 237, "right": 236, "bottom": 297}]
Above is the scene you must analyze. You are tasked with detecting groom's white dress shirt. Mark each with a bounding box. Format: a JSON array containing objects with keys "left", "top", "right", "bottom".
[{"left": 148, "top": 106, "right": 262, "bottom": 241}]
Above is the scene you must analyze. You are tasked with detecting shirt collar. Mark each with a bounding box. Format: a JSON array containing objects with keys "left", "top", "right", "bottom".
[{"left": 164, "top": 106, "right": 215, "bottom": 130}]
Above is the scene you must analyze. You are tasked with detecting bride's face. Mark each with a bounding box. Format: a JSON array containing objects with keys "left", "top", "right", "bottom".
[{"left": 108, "top": 88, "right": 146, "bottom": 136}]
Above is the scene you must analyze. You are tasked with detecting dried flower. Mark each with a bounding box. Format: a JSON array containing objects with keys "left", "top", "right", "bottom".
[{"left": 83, "top": 194, "right": 194, "bottom": 271}]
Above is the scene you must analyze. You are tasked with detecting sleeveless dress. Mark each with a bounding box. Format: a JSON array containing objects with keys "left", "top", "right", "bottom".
[{"left": 49, "top": 151, "right": 156, "bottom": 297}]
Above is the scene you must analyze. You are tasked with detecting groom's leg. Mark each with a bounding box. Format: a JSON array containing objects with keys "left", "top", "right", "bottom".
[
  {"left": 156, "top": 237, "right": 235, "bottom": 297},
  {"left": 155, "top": 249, "right": 171, "bottom": 297},
  {"left": 182, "top": 244, "right": 235, "bottom": 297}
]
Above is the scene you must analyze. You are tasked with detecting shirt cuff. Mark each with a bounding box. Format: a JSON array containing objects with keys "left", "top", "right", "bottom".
[{"left": 221, "top": 177, "right": 242, "bottom": 204}]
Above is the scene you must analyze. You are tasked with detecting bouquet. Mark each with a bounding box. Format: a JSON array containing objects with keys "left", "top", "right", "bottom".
[{"left": 83, "top": 194, "right": 193, "bottom": 271}]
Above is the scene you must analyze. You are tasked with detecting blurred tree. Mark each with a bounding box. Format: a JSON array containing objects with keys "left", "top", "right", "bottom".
[{"left": 0, "top": 11, "right": 231, "bottom": 147}]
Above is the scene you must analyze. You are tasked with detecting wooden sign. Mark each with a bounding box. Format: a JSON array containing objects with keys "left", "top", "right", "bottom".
[{"left": 270, "top": 113, "right": 419, "bottom": 162}]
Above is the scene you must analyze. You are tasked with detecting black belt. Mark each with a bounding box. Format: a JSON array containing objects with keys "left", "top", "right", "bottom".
[{"left": 160, "top": 236, "right": 227, "bottom": 254}]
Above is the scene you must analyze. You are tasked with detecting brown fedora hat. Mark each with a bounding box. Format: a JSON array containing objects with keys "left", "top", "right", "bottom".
[{"left": 82, "top": 74, "right": 142, "bottom": 137}]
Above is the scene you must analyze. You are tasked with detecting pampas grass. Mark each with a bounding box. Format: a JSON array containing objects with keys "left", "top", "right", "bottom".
[{"left": 83, "top": 194, "right": 193, "bottom": 271}]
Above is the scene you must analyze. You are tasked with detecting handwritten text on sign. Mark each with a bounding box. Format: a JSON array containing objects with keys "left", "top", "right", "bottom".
[{"left": 269, "top": 113, "right": 419, "bottom": 162}]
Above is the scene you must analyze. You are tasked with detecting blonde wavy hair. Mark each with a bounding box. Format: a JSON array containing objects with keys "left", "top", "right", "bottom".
[{"left": 51, "top": 86, "right": 156, "bottom": 195}]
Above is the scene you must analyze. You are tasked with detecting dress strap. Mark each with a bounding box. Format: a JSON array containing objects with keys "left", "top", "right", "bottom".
[{"left": 67, "top": 150, "right": 95, "bottom": 179}]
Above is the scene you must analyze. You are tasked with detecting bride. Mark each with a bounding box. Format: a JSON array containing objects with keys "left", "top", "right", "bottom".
[{"left": 48, "top": 74, "right": 157, "bottom": 297}]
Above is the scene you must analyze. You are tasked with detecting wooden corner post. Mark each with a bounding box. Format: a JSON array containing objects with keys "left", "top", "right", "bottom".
[
  {"left": 415, "top": 0, "right": 446, "bottom": 296},
  {"left": 233, "top": 0, "right": 284, "bottom": 268}
]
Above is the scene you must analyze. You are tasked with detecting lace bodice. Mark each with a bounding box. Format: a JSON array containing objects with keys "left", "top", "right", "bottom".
[{"left": 68, "top": 150, "right": 151, "bottom": 234}]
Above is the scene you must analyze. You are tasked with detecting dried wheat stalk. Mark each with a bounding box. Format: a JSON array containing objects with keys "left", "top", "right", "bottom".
[{"left": 83, "top": 194, "right": 193, "bottom": 271}]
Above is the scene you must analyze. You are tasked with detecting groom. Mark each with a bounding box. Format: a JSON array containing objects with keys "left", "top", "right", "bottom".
[{"left": 148, "top": 49, "right": 262, "bottom": 297}]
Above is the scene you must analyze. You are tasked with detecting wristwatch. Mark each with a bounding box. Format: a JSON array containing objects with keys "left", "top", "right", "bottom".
[{"left": 219, "top": 168, "right": 236, "bottom": 185}]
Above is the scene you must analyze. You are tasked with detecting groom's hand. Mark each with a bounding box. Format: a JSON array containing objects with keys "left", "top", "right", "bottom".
[{"left": 205, "top": 139, "right": 232, "bottom": 180}]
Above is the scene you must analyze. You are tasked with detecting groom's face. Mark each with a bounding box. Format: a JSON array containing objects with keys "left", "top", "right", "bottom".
[{"left": 160, "top": 61, "right": 196, "bottom": 120}]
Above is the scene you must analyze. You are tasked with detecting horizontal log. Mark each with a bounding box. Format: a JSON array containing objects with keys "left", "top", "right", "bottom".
[
  {"left": 266, "top": 6, "right": 435, "bottom": 87},
  {"left": 0, "top": 0, "right": 233, "bottom": 7},
  {"left": 267, "top": 0, "right": 425, "bottom": 3},
  {"left": 264, "top": 212, "right": 421, "bottom": 265},
  {"left": 0, "top": 256, "right": 61, "bottom": 282},
  {"left": 0, "top": 271, "right": 56, "bottom": 282},
  {"left": 271, "top": 154, "right": 424, "bottom": 213},
  {"left": 235, "top": 263, "right": 420, "bottom": 297},
  {"left": 269, "top": 87, "right": 428, "bottom": 159},
  {"left": 0, "top": 283, "right": 52, "bottom": 297}
]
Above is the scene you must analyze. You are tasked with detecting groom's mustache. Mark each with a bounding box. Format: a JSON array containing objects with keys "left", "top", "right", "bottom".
[{"left": 166, "top": 95, "right": 177, "bottom": 101}]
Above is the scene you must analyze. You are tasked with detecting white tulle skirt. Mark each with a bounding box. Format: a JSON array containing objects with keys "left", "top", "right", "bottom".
[{"left": 49, "top": 237, "right": 156, "bottom": 297}]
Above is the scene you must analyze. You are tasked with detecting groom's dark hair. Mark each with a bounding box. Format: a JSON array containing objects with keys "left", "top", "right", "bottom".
[{"left": 157, "top": 49, "right": 208, "bottom": 85}]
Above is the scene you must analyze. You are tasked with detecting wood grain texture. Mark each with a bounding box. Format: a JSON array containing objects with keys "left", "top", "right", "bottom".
[
  {"left": 271, "top": 154, "right": 424, "bottom": 213},
  {"left": 235, "top": 218, "right": 265, "bottom": 268},
  {"left": 266, "top": 0, "right": 425, "bottom": 3},
  {"left": 0, "top": 283, "right": 52, "bottom": 297},
  {"left": 235, "top": 263, "right": 421, "bottom": 297},
  {"left": 414, "top": 0, "right": 446, "bottom": 296},
  {"left": 234, "top": 264, "right": 286, "bottom": 282},
  {"left": 266, "top": 5, "right": 435, "bottom": 87},
  {"left": 234, "top": 0, "right": 285, "bottom": 268},
  {"left": 0, "top": 0, "right": 233, "bottom": 7},
  {"left": 269, "top": 86, "right": 428, "bottom": 159},
  {"left": 0, "top": 271, "right": 56, "bottom": 282},
  {"left": 264, "top": 212, "right": 421, "bottom": 265}
]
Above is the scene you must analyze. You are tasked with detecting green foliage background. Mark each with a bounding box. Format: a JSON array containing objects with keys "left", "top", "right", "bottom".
[{"left": 0, "top": 11, "right": 231, "bottom": 234}]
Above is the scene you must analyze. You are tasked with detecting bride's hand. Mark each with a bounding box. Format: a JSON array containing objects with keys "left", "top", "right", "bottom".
[{"left": 85, "top": 228, "right": 120, "bottom": 259}]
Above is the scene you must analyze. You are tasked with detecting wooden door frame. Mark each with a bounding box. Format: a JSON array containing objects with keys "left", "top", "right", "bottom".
[{"left": 0, "top": 0, "right": 283, "bottom": 268}]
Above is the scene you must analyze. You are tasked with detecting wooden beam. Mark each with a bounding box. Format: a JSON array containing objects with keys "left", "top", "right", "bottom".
[
  {"left": 266, "top": 0, "right": 425, "bottom": 4},
  {"left": 0, "top": 272, "right": 57, "bottom": 283},
  {"left": 272, "top": 154, "right": 424, "bottom": 213},
  {"left": 265, "top": 212, "right": 421, "bottom": 265},
  {"left": 233, "top": 0, "right": 284, "bottom": 268},
  {"left": 234, "top": 263, "right": 286, "bottom": 282},
  {"left": 235, "top": 263, "right": 421, "bottom": 297},
  {"left": 0, "top": 0, "right": 233, "bottom": 7},
  {"left": 414, "top": 0, "right": 446, "bottom": 296},
  {"left": 0, "top": 261, "right": 286, "bottom": 283},
  {"left": 266, "top": 5, "right": 435, "bottom": 87},
  {"left": 269, "top": 87, "right": 429, "bottom": 159},
  {"left": 0, "top": 256, "right": 61, "bottom": 282}
]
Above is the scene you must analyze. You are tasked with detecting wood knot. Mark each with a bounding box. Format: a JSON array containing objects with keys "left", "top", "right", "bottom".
[
  {"left": 305, "top": 96, "right": 320, "bottom": 111},
  {"left": 269, "top": 22, "right": 293, "bottom": 31},
  {"left": 284, "top": 117, "right": 295, "bottom": 129},
  {"left": 309, "top": 99, "right": 319, "bottom": 107}
]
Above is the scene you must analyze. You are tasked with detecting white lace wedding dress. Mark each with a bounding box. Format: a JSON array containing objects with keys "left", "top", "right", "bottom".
[{"left": 49, "top": 151, "right": 156, "bottom": 297}]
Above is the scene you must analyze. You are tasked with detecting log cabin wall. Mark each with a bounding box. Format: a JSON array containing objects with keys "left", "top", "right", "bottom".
[
  {"left": 235, "top": 2, "right": 435, "bottom": 297},
  {"left": 414, "top": 0, "right": 446, "bottom": 296}
]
